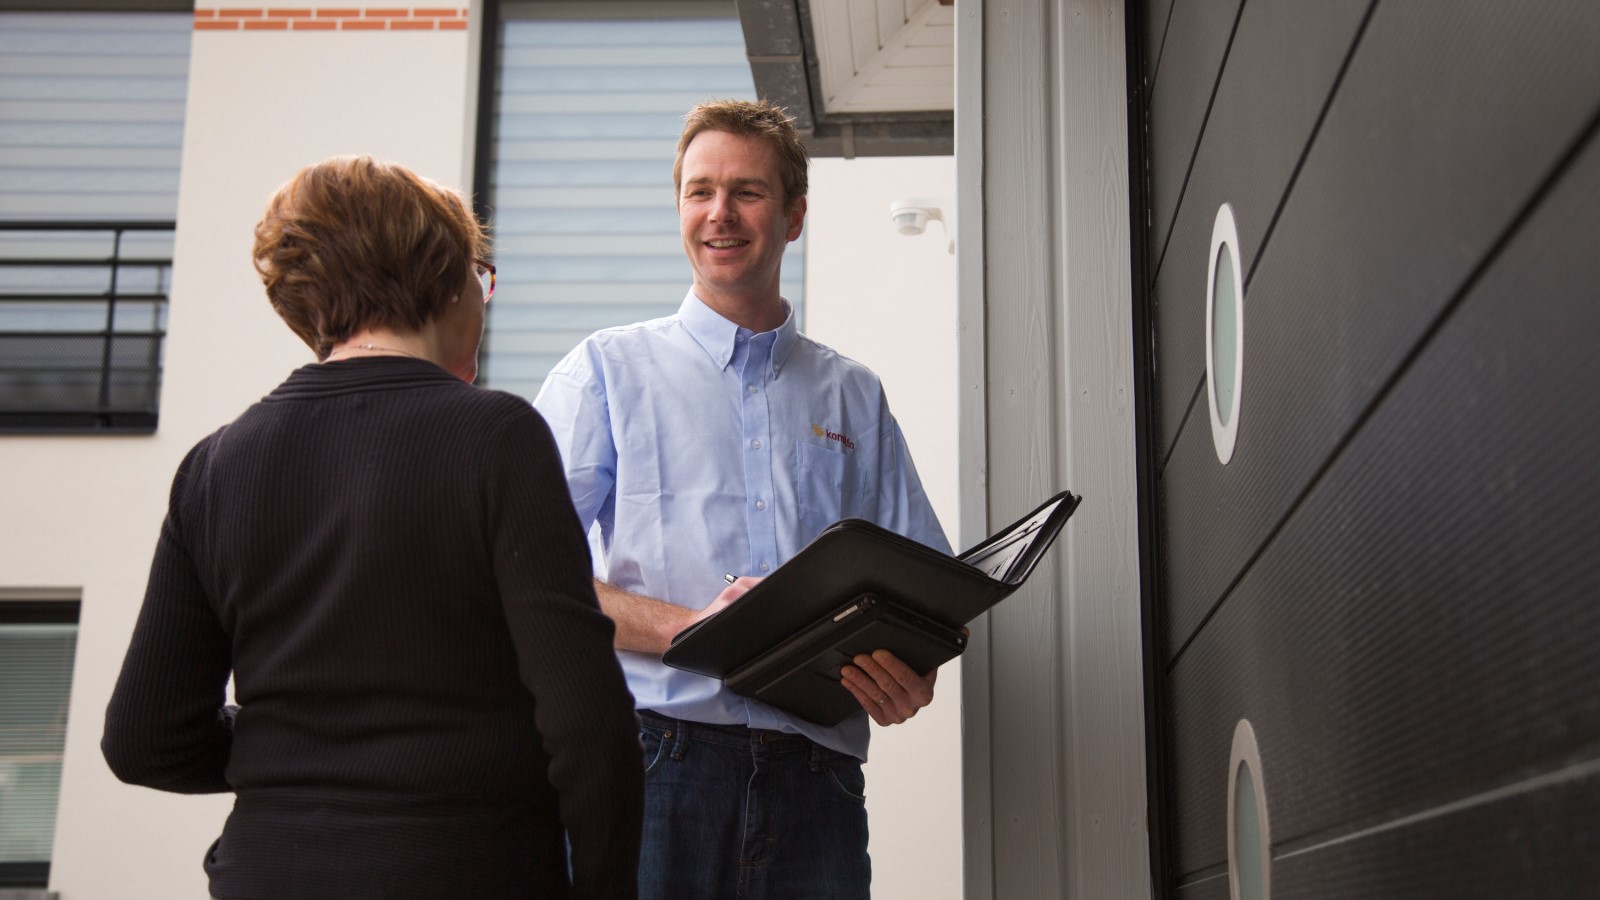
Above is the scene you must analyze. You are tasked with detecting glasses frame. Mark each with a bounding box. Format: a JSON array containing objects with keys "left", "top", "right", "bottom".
[{"left": 474, "top": 259, "right": 496, "bottom": 302}]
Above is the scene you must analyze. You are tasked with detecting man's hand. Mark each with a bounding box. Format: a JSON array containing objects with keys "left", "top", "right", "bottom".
[
  {"left": 840, "top": 650, "right": 940, "bottom": 726},
  {"left": 593, "top": 575, "right": 762, "bottom": 655},
  {"left": 692, "top": 575, "right": 761, "bottom": 627},
  {"left": 840, "top": 625, "right": 970, "bottom": 726}
]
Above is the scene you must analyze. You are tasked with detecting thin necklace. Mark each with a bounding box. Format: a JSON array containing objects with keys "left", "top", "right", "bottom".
[{"left": 324, "top": 342, "right": 424, "bottom": 363}]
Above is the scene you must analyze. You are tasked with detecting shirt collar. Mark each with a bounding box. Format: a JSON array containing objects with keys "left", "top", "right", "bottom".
[{"left": 678, "top": 290, "right": 799, "bottom": 377}]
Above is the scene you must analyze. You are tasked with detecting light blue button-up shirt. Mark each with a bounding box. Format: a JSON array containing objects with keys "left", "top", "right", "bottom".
[{"left": 533, "top": 291, "right": 950, "bottom": 759}]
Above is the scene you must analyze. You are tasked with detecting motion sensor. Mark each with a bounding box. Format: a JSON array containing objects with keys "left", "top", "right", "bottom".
[{"left": 888, "top": 198, "right": 953, "bottom": 253}]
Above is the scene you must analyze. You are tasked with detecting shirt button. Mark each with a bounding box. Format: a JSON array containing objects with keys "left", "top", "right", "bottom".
[
  {"left": 760, "top": 562, "right": 771, "bottom": 572},
  {"left": 755, "top": 499, "right": 767, "bottom": 511},
  {"left": 751, "top": 439, "right": 762, "bottom": 450},
  {"left": 747, "top": 384, "right": 758, "bottom": 394}
]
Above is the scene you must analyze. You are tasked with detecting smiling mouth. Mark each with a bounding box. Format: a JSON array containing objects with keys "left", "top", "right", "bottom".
[{"left": 706, "top": 239, "right": 748, "bottom": 249}]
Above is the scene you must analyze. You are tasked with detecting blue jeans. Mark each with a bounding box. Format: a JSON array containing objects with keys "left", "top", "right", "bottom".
[{"left": 637, "top": 711, "right": 871, "bottom": 900}]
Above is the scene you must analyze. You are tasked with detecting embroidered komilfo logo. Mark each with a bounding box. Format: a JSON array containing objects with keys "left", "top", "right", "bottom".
[{"left": 810, "top": 423, "right": 855, "bottom": 450}]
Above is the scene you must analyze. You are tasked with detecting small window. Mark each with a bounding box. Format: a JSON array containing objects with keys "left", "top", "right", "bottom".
[
  {"left": 1206, "top": 203, "right": 1245, "bottom": 464},
  {"left": 0, "top": 10, "right": 192, "bottom": 434},
  {"left": 0, "top": 596, "right": 81, "bottom": 890},
  {"left": 1228, "top": 719, "right": 1272, "bottom": 900}
]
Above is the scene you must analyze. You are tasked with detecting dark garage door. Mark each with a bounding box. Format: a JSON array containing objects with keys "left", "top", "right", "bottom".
[{"left": 1139, "top": 0, "right": 1600, "bottom": 895}]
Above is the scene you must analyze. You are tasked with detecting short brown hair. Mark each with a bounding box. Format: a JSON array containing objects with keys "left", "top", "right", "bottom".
[
  {"left": 673, "top": 99, "right": 809, "bottom": 209},
  {"left": 253, "top": 155, "right": 490, "bottom": 359}
]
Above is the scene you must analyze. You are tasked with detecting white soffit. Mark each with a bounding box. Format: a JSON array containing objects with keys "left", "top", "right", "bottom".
[{"left": 811, "top": 0, "right": 954, "bottom": 114}]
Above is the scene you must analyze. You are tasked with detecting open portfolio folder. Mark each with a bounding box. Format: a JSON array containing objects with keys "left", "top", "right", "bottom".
[{"left": 662, "top": 490, "right": 1082, "bottom": 726}]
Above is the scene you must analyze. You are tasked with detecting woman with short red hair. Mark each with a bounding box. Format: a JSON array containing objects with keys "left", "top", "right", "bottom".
[{"left": 102, "top": 155, "right": 642, "bottom": 900}]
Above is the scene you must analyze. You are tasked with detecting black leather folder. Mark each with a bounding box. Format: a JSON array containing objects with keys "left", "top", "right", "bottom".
[{"left": 661, "top": 490, "right": 1082, "bottom": 725}]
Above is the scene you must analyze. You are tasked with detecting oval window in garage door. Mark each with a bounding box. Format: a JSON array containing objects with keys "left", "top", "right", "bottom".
[{"left": 1207, "top": 203, "right": 1245, "bottom": 464}]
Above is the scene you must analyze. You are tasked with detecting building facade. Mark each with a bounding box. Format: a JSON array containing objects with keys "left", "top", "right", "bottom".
[{"left": 0, "top": 2, "right": 962, "bottom": 897}]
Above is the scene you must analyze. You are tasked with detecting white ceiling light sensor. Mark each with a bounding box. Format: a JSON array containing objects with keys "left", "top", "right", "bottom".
[{"left": 889, "top": 198, "right": 954, "bottom": 254}]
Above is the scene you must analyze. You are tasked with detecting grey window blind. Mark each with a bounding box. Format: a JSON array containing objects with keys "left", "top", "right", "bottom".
[
  {"left": 0, "top": 621, "right": 78, "bottom": 868},
  {"left": 0, "top": 11, "right": 191, "bottom": 222},
  {"left": 484, "top": 2, "right": 805, "bottom": 400},
  {"left": 0, "top": 11, "right": 189, "bottom": 431}
]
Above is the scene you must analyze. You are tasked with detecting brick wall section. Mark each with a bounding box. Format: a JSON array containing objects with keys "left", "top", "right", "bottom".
[{"left": 194, "top": 7, "right": 469, "bottom": 31}]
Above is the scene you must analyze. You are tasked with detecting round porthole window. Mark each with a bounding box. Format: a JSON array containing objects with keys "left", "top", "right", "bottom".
[
  {"left": 1228, "top": 719, "right": 1271, "bottom": 900},
  {"left": 1206, "top": 203, "right": 1245, "bottom": 464}
]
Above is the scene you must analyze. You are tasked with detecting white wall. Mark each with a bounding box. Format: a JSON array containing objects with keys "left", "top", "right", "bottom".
[
  {"left": 0, "top": 4, "right": 480, "bottom": 897},
  {"left": 804, "top": 155, "right": 962, "bottom": 900}
]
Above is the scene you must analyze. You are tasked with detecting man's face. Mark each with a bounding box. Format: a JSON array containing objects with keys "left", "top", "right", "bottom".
[{"left": 677, "top": 129, "right": 805, "bottom": 313}]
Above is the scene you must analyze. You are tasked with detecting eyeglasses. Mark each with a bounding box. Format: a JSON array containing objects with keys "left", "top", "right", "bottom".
[{"left": 474, "top": 259, "right": 496, "bottom": 302}]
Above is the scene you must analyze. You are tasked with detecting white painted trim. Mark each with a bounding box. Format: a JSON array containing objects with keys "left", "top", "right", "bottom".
[
  {"left": 953, "top": 0, "right": 992, "bottom": 894},
  {"left": 877, "top": 0, "right": 905, "bottom": 53},
  {"left": 808, "top": 0, "right": 857, "bottom": 103},
  {"left": 836, "top": 0, "right": 943, "bottom": 106},
  {"left": 820, "top": 0, "right": 953, "bottom": 113},
  {"left": 962, "top": 0, "right": 1151, "bottom": 896}
]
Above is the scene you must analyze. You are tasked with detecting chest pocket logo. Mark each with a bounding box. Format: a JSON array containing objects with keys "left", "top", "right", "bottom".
[
  {"left": 809, "top": 422, "right": 856, "bottom": 451},
  {"left": 796, "top": 440, "right": 856, "bottom": 537}
]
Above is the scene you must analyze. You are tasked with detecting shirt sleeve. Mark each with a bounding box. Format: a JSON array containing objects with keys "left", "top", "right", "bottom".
[
  {"left": 483, "top": 405, "right": 643, "bottom": 900},
  {"left": 102, "top": 441, "right": 235, "bottom": 794},
  {"left": 533, "top": 343, "right": 617, "bottom": 533},
  {"left": 874, "top": 413, "right": 954, "bottom": 556}
]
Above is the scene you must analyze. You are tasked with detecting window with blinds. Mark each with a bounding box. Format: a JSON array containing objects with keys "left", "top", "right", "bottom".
[
  {"left": 0, "top": 601, "right": 79, "bottom": 890},
  {"left": 483, "top": 1, "right": 805, "bottom": 401},
  {"left": 0, "top": 11, "right": 191, "bottom": 433}
]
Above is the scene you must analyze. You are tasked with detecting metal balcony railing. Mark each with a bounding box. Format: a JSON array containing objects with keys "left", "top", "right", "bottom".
[{"left": 0, "top": 221, "right": 174, "bottom": 434}]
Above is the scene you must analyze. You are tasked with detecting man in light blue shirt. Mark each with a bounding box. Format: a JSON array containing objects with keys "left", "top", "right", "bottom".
[{"left": 534, "top": 99, "right": 952, "bottom": 900}]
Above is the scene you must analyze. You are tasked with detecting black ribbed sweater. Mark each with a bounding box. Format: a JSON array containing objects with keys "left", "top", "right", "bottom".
[{"left": 102, "top": 358, "right": 642, "bottom": 899}]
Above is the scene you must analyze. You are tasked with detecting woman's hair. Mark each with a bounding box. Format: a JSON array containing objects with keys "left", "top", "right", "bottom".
[
  {"left": 253, "top": 155, "right": 490, "bottom": 359},
  {"left": 673, "top": 99, "right": 810, "bottom": 210}
]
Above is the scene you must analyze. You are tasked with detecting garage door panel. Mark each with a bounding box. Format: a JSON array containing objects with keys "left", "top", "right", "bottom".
[
  {"left": 1165, "top": 127, "right": 1600, "bottom": 875},
  {"left": 1147, "top": 0, "right": 1243, "bottom": 269},
  {"left": 1158, "top": 0, "right": 1600, "bottom": 652},
  {"left": 1151, "top": 0, "right": 1370, "bottom": 455}
]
